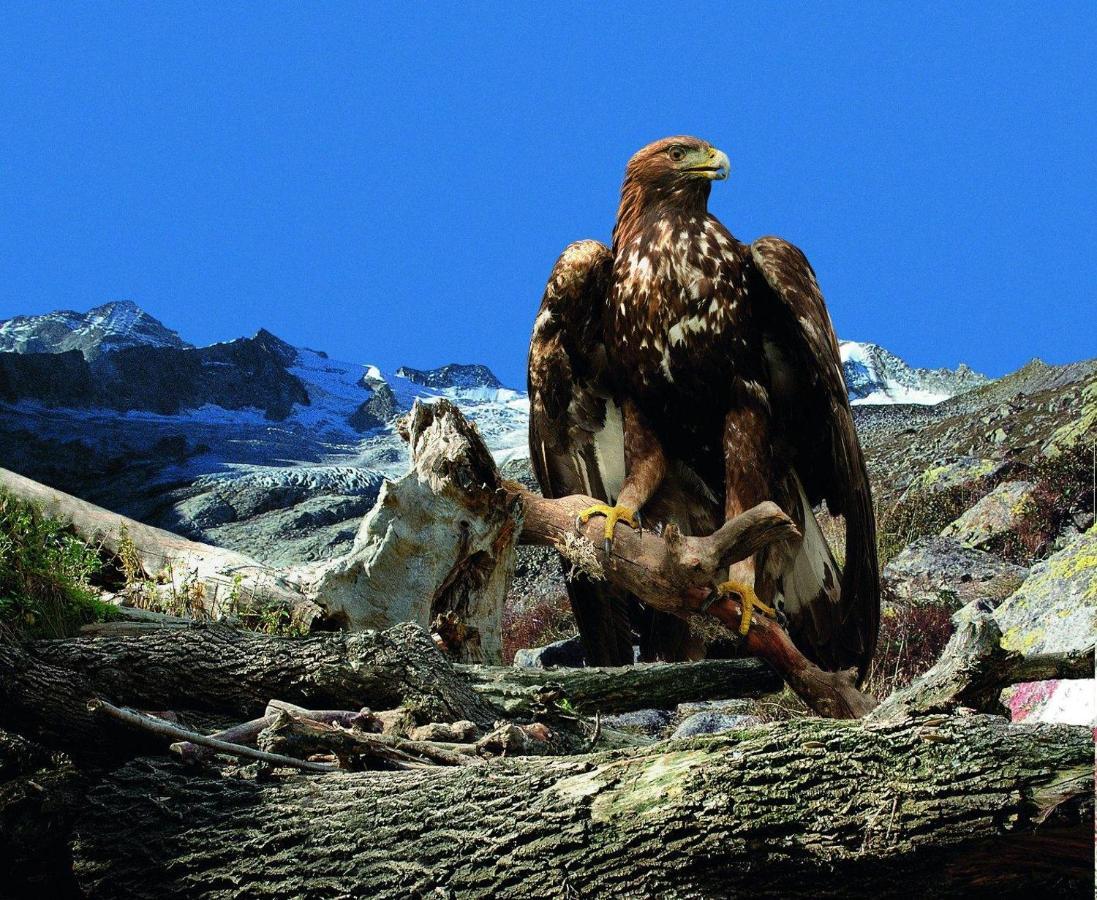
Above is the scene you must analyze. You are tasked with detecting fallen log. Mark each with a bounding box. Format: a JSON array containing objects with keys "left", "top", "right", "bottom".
[
  {"left": 7, "top": 623, "right": 499, "bottom": 753},
  {"left": 460, "top": 657, "right": 781, "bottom": 716},
  {"left": 71, "top": 713, "right": 1094, "bottom": 898},
  {"left": 0, "top": 466, "right": 322, "bottom": 626}
]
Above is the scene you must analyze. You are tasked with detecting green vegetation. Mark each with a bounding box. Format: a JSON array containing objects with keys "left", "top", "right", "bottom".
[{"left": 0, "top": 489, "right": 117, "bottom": 639}]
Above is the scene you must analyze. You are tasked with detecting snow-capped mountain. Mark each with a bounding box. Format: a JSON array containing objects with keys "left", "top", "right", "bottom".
[
  {"left": 840, "top": 341, "right": 988, "bottom": 405},
  {"left": 0, "top": 300, "right": 191, "bottom": 359},
  {"left": 0, "top": 301, "right": 985, "bottom": 564}
]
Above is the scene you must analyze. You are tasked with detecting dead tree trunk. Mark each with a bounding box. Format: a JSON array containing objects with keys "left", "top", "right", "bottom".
[
  {"left": 296, "top": 398, "right": 522, "bottom": 662},
  {"left": 71, "top": 714, "right": 1093, "bottom": 899}
]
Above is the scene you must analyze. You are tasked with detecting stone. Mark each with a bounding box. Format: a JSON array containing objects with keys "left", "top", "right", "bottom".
[
  {"left": 601, "top": 709, "right": 674, "bottom": 736},
  {"left": 882, "top": 536, "right": 1028, "bottom": 611},
  {"left": 671, "top": 712, "right": 762, "bottom": 739},
  {"left": 513, "top": 635, "right": 587, "bottom": 669},
  {"left": 905, "top": 456, "right": 1014, "bottom": 498},
  {"left": 995, "top": 526, "right": 1097, "bottom": 727},
  {"left": 941, "top": 480, "right": 1038, "bottom": 550}
]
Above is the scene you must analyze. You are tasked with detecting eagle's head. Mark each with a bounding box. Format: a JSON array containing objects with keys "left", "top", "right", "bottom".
[
  {"left": 624, "top": 136, "right": 730, "bottom": 190},
  {"left": 614, "top": 136, "right": 730, "bottom": 250}
]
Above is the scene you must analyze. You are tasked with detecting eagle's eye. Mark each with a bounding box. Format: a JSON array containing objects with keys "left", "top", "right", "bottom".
[{"left": 668, "top": 146, "right": 686, "bottom": 162}]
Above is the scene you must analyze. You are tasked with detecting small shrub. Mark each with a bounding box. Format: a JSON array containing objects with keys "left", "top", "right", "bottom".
[
  {"left": 0, "top": 490, "right": 117, "bottom": 639},
  {"left": 864, "top": 598, "right": 955, "bottom": 699},
  {"left": 501, "top": 592, "right": 575, "bottom": 664},
  {"left": 876, "top": 485, "right": 987, "bottom": 567}
]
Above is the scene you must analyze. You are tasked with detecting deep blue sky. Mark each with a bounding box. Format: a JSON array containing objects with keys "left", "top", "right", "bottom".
[{"left": 1, "top": 4, "right": 1093, "bottom": 388}]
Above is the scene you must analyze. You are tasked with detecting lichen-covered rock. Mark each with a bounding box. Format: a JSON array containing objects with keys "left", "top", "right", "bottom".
[
  {"left": 995, "top": 526, "right": 1096, "bottom": 726},
  {"left": 940, "top": 480, "right": 1038, "bottom": 551},
  {"left": 905, "top": 456, "right": 1014, "bottom": 497},
  {"left": 882, "top": 536, "right": 1027, "bottom": 610},
  {"left": 1042, "top": 375, "right": 1096, "bottom": 456}
]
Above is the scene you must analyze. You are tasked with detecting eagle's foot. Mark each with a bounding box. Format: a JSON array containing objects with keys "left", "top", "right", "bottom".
[
  {"left": 575, "top": 503, "right": 639, "bottom": 554},
  {"left": 714, "top": 580, "right": 778, "bottom": 636}
]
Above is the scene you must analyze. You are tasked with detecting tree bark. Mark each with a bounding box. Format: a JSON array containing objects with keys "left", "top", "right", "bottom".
[
  {"left": 71, "top": 714, "right": 1093, "bottom": 899},
  {"left": 5, "top": 624, "right": 498, "bottom": 757},
  {"left": 460, "top": 657, "right": 781, "bottom": 717}
]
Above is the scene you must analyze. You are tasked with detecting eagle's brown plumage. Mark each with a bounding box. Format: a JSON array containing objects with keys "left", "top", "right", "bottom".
[{"left": 529, "top": 136, "right": 880, "bottom": 678}]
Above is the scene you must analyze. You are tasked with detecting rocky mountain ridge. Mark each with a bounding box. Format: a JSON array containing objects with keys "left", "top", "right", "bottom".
[
  {"left": 840, "top": 340, "right": 989, "bottom": 405},
  {"left": 0, "top": 300, "right": 191, "bottom": 359},
  {"left": 0, "top": 301, "right": 1013, "bottom": 568}
]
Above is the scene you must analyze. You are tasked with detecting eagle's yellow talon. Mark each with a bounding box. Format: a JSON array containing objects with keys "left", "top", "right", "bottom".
[
  {"left": 716, "top": 580, "right": 777, "bottom": 636},
  {"left": 576, "top": 503, "right": 639, "bottom": 553}
]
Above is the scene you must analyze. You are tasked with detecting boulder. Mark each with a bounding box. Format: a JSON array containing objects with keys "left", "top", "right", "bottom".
[
  {"left": 905, "top": 456, "right": 1014, "bottom": 498},
  {"left": 941, "top": 480, "right": 1039, "bottom": 551},
  {"left": 882, "top": 536, "right": 1028, "bottom": 611},
  {"left": 671, "top": 712, "right": 763, "bottom": 739},
  {"left": 513, "top": 635, "right": 587, "bottom": 669},
  {"left": 600, "top": 708, "right": 673, "bottom": 736},
  {"left": 995, "top": 526, "right": 1096, "bottom": 726}
]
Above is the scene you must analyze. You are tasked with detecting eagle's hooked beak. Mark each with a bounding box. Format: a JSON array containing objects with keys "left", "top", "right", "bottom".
[{"left": 684, "top": 146, "right": 730, "bottom": 181}]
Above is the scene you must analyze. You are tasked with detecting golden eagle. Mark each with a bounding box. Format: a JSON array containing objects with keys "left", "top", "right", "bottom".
[{"left": 528, "top": 135, "right": 879, "bottom": 678}]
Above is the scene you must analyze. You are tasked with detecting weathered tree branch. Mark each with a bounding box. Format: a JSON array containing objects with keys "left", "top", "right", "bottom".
[
  {"left": 70, "top": 714, "right": 1094, "bottom": 898},
  {"left": 510, "top": 485, "right": 877, "bottom": 718},
  {"left": 89, "top": 699, "right": 339, "bottom": 773}
]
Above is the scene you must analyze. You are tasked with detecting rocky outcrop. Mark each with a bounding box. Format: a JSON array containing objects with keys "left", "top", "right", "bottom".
[
  {"left": 395, "top": 363, "right": 503, "bottom": 392},
  {"left": 905, "top": 456, "right": 1015, "bottom": 498},
  {"left": 996, "top": 527, "right": 1096, "bottom": 726},
  {"left": 941, "top": 480, "right": 1040, "bottom": 552},
  {"left": 881, "top": 536, "right": 1028, "bottom": 611},
  {"left": 348, "top": 381, "right": 398, "bottom": 432},
  {"left": 0, "top": 349, "right": 95, "bottom": 405}
]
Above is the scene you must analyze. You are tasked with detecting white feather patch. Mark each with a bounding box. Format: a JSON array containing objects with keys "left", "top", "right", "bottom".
[{"left": 592, "top": 400, "right": 625, "bottom": 503}]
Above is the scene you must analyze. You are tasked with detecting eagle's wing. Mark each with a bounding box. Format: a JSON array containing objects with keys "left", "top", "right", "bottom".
[
  {"left": 528, "top": 240, "right": 634, "bottom": 666},
  {"left": 750, "top": 236, "right": 880, "bottom": 680}
]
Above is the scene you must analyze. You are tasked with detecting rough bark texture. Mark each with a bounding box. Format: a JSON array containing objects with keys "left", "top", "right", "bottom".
[
  {"left": 297, "top": 399, "right": 522, "bottom": 662},
  {"left": 71, "top": 714, "right": 1093, "bottom": 899},
  {"left": 0, "top": 729, "right": 85, "bottom": 896},
  {"left": 0, "top": 465, "right": 321, "bottom": 626},
  {"left": 7, "top": 624, "right": 498, "bottom": 752},
  {"left": 461, "top": 657, "right": 781, "bottom": 716}
]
